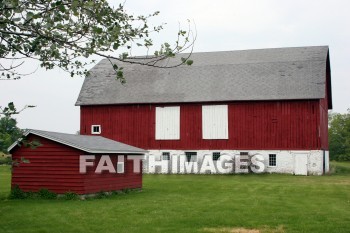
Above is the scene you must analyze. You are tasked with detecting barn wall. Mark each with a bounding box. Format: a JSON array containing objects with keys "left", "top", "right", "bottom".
[
  {"left": 319, "top": 63, "right": 330, "bottom": 150},
  {"left": 11, "top": 135, "right": 85, "bottom": 194},
  {"left": 80, "top": 100, "right": 322, "bottom": 150},
  {"left": 83, "top": 155, "right": 142, "bottom": 194},
  {"left": 319, "top": 98, "right": 329, "bottom": 150}
]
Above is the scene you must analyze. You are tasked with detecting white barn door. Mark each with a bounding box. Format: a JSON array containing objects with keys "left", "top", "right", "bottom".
[
  {"left": 294, "top": 154, "right": 308, "bottom": 175},
  {"left": 155, "top": 106, "right": 180, "bottom": 140},
  {"left": 202, "top": 105, "right": 228, "bottom": 139}
]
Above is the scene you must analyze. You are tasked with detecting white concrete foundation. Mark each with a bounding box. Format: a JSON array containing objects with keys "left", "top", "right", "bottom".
[{"left": 142, "top": 150, "right": 328, "bottom": 175}]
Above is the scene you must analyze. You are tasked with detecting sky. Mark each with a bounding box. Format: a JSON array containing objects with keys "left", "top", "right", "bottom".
[{"left": 1, "top": 0, "right": 349, "bottom": 134}]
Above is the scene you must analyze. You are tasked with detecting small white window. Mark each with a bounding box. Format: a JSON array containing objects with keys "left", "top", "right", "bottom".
[
  {"left": 91, "top": 125, "right": 101, "bottom": 134},
  {"left": 202, "top": 105, "right": 228, "bottom": 139},
  {"left": 156, "top": 106, "right": 180, "bottom": 140}
]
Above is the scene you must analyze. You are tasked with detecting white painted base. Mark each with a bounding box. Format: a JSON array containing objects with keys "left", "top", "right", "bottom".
[
  {"left": 324, "top": 151, "right": 330, "bottom": 173},
  {"left": 142, "top": 150, "right": 328, "bottom": 175}
]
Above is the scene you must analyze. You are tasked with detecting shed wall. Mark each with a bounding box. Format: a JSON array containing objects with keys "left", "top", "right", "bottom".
[
  {"left": 11, "top": 135, "right": 85, "bottom": 194},
  {"left": 83, "top": 155, "right": 142, "bottom": 194},
  {"left": 11, "top": 135, "right": 142, "bottom": 194}
]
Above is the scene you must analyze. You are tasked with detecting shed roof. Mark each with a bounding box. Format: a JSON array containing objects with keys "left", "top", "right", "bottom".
[
  {"left": 76, "top": 46, "right": 331, "bottom": 106},
  {"left": 8, "top": 129, "right": 146, "bottom": 154}
]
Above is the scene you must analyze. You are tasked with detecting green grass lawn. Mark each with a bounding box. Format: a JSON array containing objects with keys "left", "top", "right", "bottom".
[{"left": 0, "top": 163, "right": 350, "bottom": 233}]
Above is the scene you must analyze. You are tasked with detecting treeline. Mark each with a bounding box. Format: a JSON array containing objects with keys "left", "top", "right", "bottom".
[{"left": 329, "top": 109, "right": 350, "bottom": 161}]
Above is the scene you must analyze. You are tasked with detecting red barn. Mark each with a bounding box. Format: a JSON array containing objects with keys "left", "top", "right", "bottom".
[
  {"left": 8, "top": 129, "right": 145, "bottom": 194},
  {"left": 76, "top": 46, "right": 332, "bottom": 175}
]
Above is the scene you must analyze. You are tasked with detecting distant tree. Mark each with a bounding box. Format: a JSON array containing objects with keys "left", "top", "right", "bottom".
[
  {"left": 329, "top": 109, "right": 350, "bottom": 161},
  {"left": 0, "top": 110, "right": 22, "bottom": 154},
  {"left": 0, "top": 0, "right": 195, "bottom": 83},
  {"left": 0, "top": 102, "right": 36, "bottom": 154}
]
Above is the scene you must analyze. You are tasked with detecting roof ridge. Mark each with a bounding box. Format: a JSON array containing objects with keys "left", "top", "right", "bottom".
[
  {"left": 98, "top": 45, "right": 329, "bottom": 59},
  {"left": 8, "top": 129, "right": 146, "bottom": 154}
]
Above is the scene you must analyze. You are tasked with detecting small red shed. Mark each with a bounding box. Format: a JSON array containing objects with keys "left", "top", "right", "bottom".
[{"left": 8, "top": 129, "right": 146, "bottom": 194}]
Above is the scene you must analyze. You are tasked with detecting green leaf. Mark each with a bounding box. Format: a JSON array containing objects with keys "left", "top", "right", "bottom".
[
  {"left": 8, "top": 102, "right": 15, "bottom": 111},
  {"left": 94, "top": 28, "right": 103, "bottom": 34},
  {"left": 113, "top": 43, "right": 119, "bottom": 50},
  {"left": 186, "top": 60, "right": 193, "bottom": 66},
  {"left": 58, "top": 4, "right": 66, "bottom": 12},
  {"left": 26, "top": 12, "right": 34, "bottom": 20},
  {"left": 117, "top": 70, "right": 123, "bottom": 77}
]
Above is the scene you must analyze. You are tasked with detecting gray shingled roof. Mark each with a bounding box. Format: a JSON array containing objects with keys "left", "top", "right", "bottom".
[
  {"left": 76, "top": 46, "right": 330, "bottom": 106},
  {"left": 8, "top": 129, "right": 146, "bottom": 154}
]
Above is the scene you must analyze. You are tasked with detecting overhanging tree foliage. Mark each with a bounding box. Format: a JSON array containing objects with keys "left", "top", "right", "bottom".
[
  {"left": 0, "top": 1, "right": 195, "bottom": 154},
  {"left": 329, "top": 109, "right": 350, "bottom": 161},
  {"left": 0, "top": 102, "right": 35, "bottom": 117},
  {"left": 0, "top": 0, "right": 195, "bottom": 83}
]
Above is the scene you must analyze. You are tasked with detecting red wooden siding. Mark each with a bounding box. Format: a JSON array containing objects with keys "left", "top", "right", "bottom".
[
  {"left": 11, "top": 135, "right": 85, "bottom": 194},
  {"left": 11, "top": 135, "right": 142, "bottom": 194},
  {"left": 318, "top": 56, "right": 331, "bottom": 150},
  {"left": 80, "top": 99, "right": 326, "bottom": 150},
  {"left": 319, "top": 98, "right": 328, "bottom": 150},
  {"left": 83, "top": 155, "right": 142, "bottom": 194}
]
